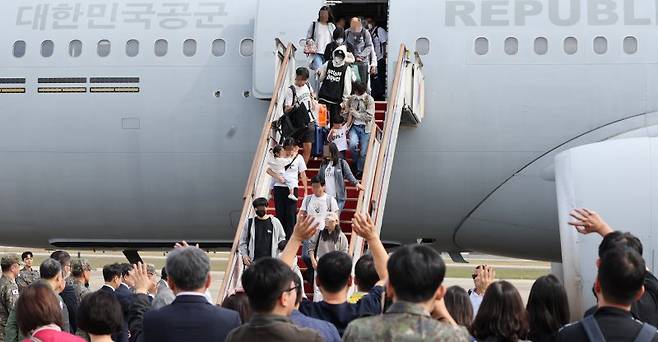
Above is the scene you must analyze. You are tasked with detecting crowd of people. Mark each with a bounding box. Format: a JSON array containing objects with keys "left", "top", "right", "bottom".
[{"left": 0, "top": 208, "right": 654, "bottom": 341}]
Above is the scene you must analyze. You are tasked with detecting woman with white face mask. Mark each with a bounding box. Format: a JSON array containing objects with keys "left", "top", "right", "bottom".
[
  {"left": 317, "top": 45, "right": 354, "bottom": 126},
  {"left": 323, "top": 27, "right": 346, "bottom": 63}
]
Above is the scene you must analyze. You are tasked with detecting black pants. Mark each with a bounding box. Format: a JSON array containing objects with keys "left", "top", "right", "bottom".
[
  {"left": 371, "top": 58, "right": 386, "bottom": 101},
  {"left": 320, "top": 100, "right": 343, "bottom": 125},
  {"left": 273, "top": 186, "right": 298, "bottom": 238}
]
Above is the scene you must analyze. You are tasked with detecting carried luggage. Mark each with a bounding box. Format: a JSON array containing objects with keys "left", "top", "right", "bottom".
[{"left": 312, "top": 125, "right": 328, "bottom": 157}]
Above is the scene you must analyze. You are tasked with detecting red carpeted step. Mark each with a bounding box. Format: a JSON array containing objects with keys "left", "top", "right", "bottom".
[{"left": 375, "top": 101, "right": 387, "bottom": 111}]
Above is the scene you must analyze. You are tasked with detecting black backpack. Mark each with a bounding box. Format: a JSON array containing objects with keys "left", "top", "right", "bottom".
[
  {"left": 287, "top": 84, "right": 312, "bottom": 129},
  {"left": 273, "top": 85, "right": 312, "bottom": 142},
  {"left": 581, "top": 315, "right": 657, "bottom": 342}
]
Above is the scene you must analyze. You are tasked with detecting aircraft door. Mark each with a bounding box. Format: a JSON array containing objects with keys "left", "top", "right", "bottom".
[{"left": 252, "top": 0, "right": 323, "bottom": 99}]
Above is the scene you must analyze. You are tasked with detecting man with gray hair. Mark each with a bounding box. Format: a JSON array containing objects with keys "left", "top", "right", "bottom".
[{"left": 129, "top": 244, "right": 241, "bottom": 342}]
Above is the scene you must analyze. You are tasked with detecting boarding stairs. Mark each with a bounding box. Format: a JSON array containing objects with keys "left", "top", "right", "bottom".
[{"left": 218, "top": 40, "right": 425, "bottom": 301}]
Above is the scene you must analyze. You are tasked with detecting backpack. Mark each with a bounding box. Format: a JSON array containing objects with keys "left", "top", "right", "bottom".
[
  {"left": 581, "top": 315, "right": 658, "bottom": 342},
  {"left": 303, "top": 194, "right": 336, "bottom": 213},
  {"left": 346, "top": 29, "right": 366, "bottom": 55},
  {"left": 288, "top": 84, "right": 313, "bottom": 128},
  {"left": 273, "top": 85, "right": 312, "bottom": 142}
]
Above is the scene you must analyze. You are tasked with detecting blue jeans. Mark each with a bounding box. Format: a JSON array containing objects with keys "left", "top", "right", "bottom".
[{"left": 349, "top": 125, "right": 369, "bottom": 173}]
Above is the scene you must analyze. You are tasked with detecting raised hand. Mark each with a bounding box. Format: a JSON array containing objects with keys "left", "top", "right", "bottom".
[
  {"left": 131, "top": 263, "right": 156, "bottom": 295},
  {"left": 292, "top": 212, "right": 320, "bottom": 241},
  {"left": 174, "top": 241, "right": 200, "bottom": 249},
  {"left": 474, "top": 265, "right": 495, "bottom": 295},
  {"left": 568, "top": 208, "right": 614, "bottom": 237},
  {"left": 352, "top": 213, "right": 377, "bottom": 241}
]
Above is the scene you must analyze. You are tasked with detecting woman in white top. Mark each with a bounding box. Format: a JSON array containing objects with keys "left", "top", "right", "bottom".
[
  {"left": 306, "top": 6, "right": 336, "bottom": 70},
  {"left": 268, "top": 138, "right": 308, "bottom": 238}
]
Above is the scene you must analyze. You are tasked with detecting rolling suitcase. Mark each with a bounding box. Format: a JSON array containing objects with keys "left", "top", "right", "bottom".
[{"left": 312, "top": 125, "right": 327, "bottom": 158}]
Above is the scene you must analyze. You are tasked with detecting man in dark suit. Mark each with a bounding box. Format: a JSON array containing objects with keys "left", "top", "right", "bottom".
[
  {"left": 129, "top": 245, "right": 241, "bottom": 342},
  {"left": 116, "top": 263, "right": 135, "bottom": 318},
  {"left": 93, "top": 263, "right": 128, "bottom": 342},
  {"left": 50, "top": 251, "right": 79, "bottom": 332}
]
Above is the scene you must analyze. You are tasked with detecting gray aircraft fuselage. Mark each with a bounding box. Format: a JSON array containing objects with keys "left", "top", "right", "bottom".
[{"left": 1, "top": 0, "right": 657, "bottom": 261}]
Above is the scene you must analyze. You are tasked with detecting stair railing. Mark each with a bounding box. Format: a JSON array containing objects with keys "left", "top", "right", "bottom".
[
  {"left": 348, "top": 44, "right": 425, "bottom": 265},
  {"left": 218, "top": 39, "right": 297, "bottom": 302}
]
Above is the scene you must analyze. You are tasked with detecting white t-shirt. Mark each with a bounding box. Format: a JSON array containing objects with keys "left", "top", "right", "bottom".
[
  {"left": 324, "top": 165, "right": 336, "bottom": 199},
  {"left": 273, "top": 155, "right": 307, "bottom": 188},
  {"left": 300, "top": 193, "right": 338, "bottom": 230},
  {"left": 328, "top": 126, "right": 347, "bottom": 152},
  {"left": 314, "top": 22, "right": 334, "bottom": 54},
  {"left": 284, "top": 83, "right": 315, "bottom": 122}
]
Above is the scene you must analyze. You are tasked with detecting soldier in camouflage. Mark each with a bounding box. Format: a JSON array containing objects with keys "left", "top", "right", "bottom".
[
  {"left": 16, "top": 251, "right": 38, "bottom": 293},
  {"left": 67, "top": 259, "right": 92, "bottom": 301},
  {"left": 0, "top": 254, "right": 21, "bottom": 342},
  {"left": 343, "top": 244, "right": 471, "bottom": 342}
]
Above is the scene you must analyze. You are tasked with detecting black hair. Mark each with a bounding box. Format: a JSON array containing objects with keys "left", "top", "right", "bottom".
[
  {"left": 445, "top": 286, "right": 473, "bottom": 328},
  {"left": 39, "top": 258, "right": 62, "bottom": 280},
  {"left": 598, "top": 247, "right": 646, "bottom": 305},
  {"left": 252, "top": 197, "right": 268, "bottom": 208},
  {"left": 319, "top": 226, "right": 341, "bottom": 245},
  {"left": 160, "top": 267, "right": 167, "bottom": 281},
  {"left": 317, "top": 5, "right": 335, "bottom": 23},
  {"left": 293, "top": 272, "right": 303, "bottom": 306},
  {"left": 21, "top": 252, "right": 33, "bottom": 261},
  {"left": 221, "top": 292, "right": 252, "bottom": 323},
  {"left": 354, "top": 254, "right": 379, "bottom": 292},
  {"left": 526, "top": 275, "right": 570, "bottom": 339},
  {"left": 282, "top": 137, "right": 296, "bottom": 148},
  {"left": 353, "top": 81, "right": 367, "bottom": 95},
  {"left": 387, "top": 244, "right": 445, "bottom": 303},
  {"left": 311, "top": 175, "right": 325, "bottom": 186},
  {"left": 332, "top": 27, "right": 345, "bottom": 41},
  {"left": 295, "top": 67, "right": 310, "bottom": 80},
  {"left": 328, "top": 142, "right": 340, "bottom": 166},
  {"left": 77, "top": 291, "right": 123, "bottom": 336},
  {"left": 599, "top": 231, "right": 643, "bottom": 257},
  {"left": 317, "top": 251, "right": 352, "bottom": 293},
  {"left": 242, "top": 258, "right": 296, "bottom": 313},
  {"left": 470, "top": 281, "right": 528, "bottom": 341},
  {"left": 271, "top": 145, "right": 283, "bottom": 157},
  {"left": 50, "top": 251, "right": 71, "bottom": 269},
  {"left": 102, "top": 263, "right": 122, "bottom": 283},
  {"left": 120, "top": 263, "right": 132, "bottom": 277},
  {"left": 332, "top": 115, "right": 344, "bottom": 124}
]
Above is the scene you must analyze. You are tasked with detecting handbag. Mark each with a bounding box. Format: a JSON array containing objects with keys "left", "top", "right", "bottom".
[{"left": 304, "top": 22, "right": 318, "bottom": 55}]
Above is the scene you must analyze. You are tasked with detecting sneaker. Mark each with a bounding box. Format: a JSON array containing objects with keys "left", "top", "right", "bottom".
[{"left": 288, "top": 194, "right": 298, "bottom": 201}]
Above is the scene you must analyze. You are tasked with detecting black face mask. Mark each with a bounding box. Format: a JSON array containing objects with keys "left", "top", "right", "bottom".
[{"left": 256, "top": 209, "right": 266, "bottom": 218}]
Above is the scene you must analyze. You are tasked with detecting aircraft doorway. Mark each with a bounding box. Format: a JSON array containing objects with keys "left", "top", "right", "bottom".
[{"left": 328, "top": 0, "right": 389, "bottom": 100}]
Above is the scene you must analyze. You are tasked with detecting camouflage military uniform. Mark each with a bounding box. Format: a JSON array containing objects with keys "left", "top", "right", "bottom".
[
  {"left": 343, "top": 301, "right": 471, "bottom": 342},
  {"left": 0, "top": 275, "right": 19, "bottom": 342},
  {"left": 16, "top": 267, "right": 39, "bottom": 292},
  {"left": 69, "top": 259, "right": 92, "bottom": 301}
]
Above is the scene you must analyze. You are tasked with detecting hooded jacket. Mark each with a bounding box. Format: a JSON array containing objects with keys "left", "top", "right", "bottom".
[{"left": 318, "top": 45, "right": 353, "bottom": 103}]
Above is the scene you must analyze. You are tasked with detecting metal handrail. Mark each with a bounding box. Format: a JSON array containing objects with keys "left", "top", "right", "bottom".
[
  {"left": 348, "top": 43, "right": 424, "bottom": 261},
  {"left": 218, "top": 40, "right": 296, "bottom": 302}
]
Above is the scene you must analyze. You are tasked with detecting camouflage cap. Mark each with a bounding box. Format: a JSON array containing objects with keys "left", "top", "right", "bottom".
[
  {"left": 71, "top": 259, "right": 92, "bottom": 276},
  {"left": 1, "top": 254, "right": 20, "bottom": 270}
]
